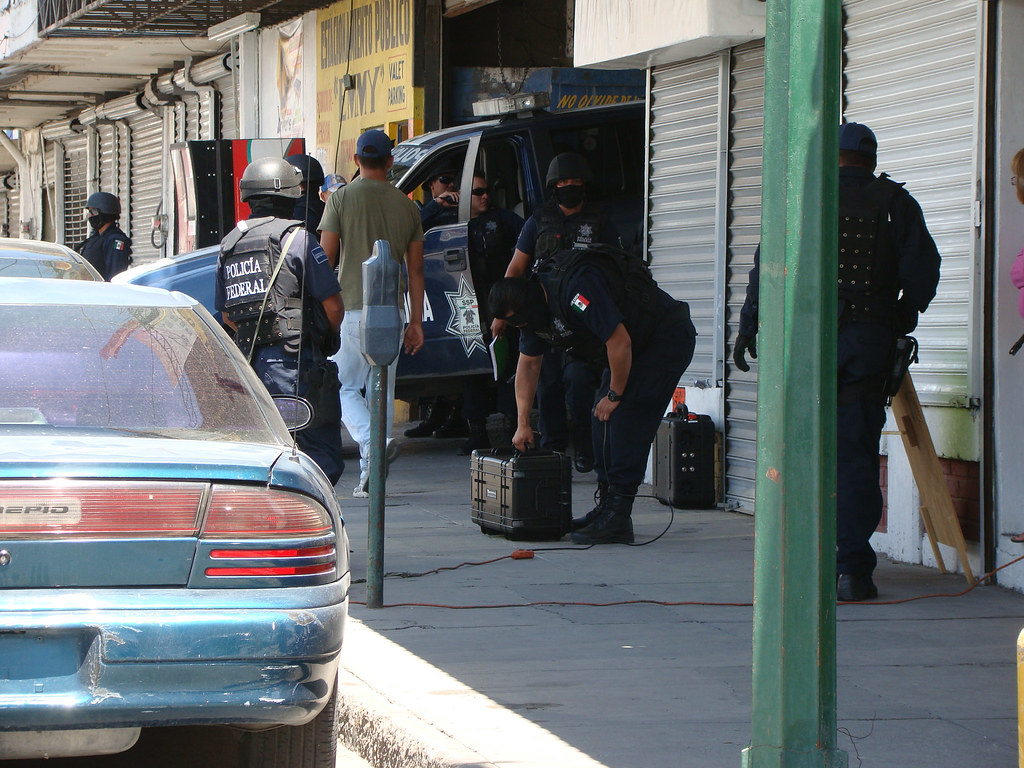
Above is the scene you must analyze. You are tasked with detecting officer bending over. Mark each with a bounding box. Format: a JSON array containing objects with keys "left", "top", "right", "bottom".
[
  {"left": 490, "top": 246, "right": 696, "bottom": 545},
  {"left": 215, "top": 157, "right": 346, "bottom": 484},
  {"left": 76, "top": 192, "right": 132, "bottom": 281},
  {"left": 733, "top": 122, "right": 940, "bottom": 601}
]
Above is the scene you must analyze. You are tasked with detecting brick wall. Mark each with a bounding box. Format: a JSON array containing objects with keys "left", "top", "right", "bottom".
[{"left": 878, "top": 456, "right": 980, "bottom": 543}]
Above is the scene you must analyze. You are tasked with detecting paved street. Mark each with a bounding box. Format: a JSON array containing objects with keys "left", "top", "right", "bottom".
[{"left": 334, "top": 430, "right": 1022, "bottom": 768}]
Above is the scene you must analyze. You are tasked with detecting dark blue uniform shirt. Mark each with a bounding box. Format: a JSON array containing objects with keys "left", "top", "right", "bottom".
[{"left": 78, "top": 225, "right": 132, "bottom": 281}]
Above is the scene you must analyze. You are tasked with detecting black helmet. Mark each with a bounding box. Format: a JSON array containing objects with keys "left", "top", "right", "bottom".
[
  {"left": 239, "top": 157, "right": 304, "bottom": 202},
  {"left": 285, "top": 154, "right": 325, "bottom": 188},
  {"left": 545, "top": 152, "right": 592, "bottom": 187},
  {"left": 85, "top": 191, "right": 121, "bottom": 217}
]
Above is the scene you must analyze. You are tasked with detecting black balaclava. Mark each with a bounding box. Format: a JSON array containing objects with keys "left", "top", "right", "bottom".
[
  {"left": 553, "top": 183, "right": 585, "bottom": 210},
  {"left": 89, "top": 213, "right": 115, "bottom": 231},
  {"left": 248, "top": 196, "right": 295, "bottom": 219}
]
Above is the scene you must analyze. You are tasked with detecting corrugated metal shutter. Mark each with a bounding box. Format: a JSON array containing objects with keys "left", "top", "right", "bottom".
[
  {"left": 723, "top": 40, "right": 765, "bottom": 513},
  {"left": 7, "top": 184, "right": 18, "bottom": 237},
  {"left": 215, "top": 71, "right": 237, "bottom": 140},
  {"left": 128, "top": 110, "right": 165, "bottom": 265},
  {"left": 98, "top": 124, "right": 116, "bottom": 194},
  {"left": 647, "top": 54, "right": 725, "bottom": 386},
  {"left": 0, "top": 190, "right": 9, "bottom": 237},
  {"left": 843, "top": 0, "right": 981, "bottom": 403},
  {"left": 63, "top": 135, "right": 89, "bottom": 249},
  {"left": 43, "top": 141, "right": 58, "bottom": 243},
  {"left": 182, "top": 94, "right": 201, "bottom": 140}
]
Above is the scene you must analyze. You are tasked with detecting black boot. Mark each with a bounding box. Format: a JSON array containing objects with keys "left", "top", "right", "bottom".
[
  {"left": 405, "top": 397, "right": 451, "bottom": 438},
  {"left": 457, "top": 419, "right": 491, "bottom": 455},
  {"left": 571, "top": 483, "right": 607, "bottom": 531},
  {"left": 433, "top": 398, "right": 470, "bottom": 438},
  {"left": 572, "top": 487, "right": 634, "bottom": 545}
]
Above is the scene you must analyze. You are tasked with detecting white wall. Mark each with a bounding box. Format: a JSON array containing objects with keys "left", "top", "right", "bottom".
[
  {"left": 992, "top": 0, "right": 1024, "bottom": 590},
  {"left": 574, "top": 0, "right": 764, "bottom": 69}
]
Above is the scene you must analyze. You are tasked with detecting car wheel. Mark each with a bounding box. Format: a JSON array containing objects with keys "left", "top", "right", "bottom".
[{"left": 241, "top": 683, "right": 339, "bottom": 768}]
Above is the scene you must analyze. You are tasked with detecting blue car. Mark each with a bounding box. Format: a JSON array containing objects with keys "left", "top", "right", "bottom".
[{"left": 0, "top": 278, "right": 349, "bottom": 766}]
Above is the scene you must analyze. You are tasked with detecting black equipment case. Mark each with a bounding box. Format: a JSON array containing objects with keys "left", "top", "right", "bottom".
[
  {"left": 652, "top": 407, "right": 717, "bottom": 509},
  {"left": 470, "top": 450, "right": 572, "bottom": 540}
]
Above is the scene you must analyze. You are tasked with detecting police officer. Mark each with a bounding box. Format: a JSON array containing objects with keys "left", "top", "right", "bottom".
[
  {"left": 76, "top": 192, "right": 131, "bottom": 281},
  {"left": 285, "top": 154, "right": 327, "bottom": 238},
  {"left": 419, "top": 171, "right": 460, "bottom": 231},
  {"left": 490, "top": 245, "right": 696, "bottom": 545},
  {"left": 733, "top": 122, "right": 941, "bottom": 601},
  {"left": 491, "top": 153, "right": 619, "bottom": 473},
  {"left": 214, "top": 156, "right": 345, "bottom": 485}
]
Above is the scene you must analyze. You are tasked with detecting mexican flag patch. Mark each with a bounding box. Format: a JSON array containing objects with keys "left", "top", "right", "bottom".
[
  {"left": 571, "top": 293, "right": 590, "bottom": 314},
  {"left": 114, "top": 240, "right": 124, "bottom": 251}
]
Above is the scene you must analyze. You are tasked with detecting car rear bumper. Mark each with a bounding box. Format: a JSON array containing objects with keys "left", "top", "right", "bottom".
[{"left": 0, "top": 583, "right": 347, "bottom": 730}]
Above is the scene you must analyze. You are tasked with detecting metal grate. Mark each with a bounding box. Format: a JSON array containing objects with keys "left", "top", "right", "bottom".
[
  {"left": 63, "top": 138, "right": 89, "bottom": 248},
  {"left": 38, "top": 0, "right": 332, "bottom": 38}
]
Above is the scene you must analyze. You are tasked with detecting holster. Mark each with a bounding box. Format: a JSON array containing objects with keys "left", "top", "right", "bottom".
[
  {"left": 303, "top": 358, "right": 341, "bottom": 429},
  {"left": 882, "top": 335, "right": 919, "bottom": 404}
]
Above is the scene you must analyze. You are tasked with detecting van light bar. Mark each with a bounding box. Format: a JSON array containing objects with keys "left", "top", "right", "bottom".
[{"left": 472, "top": 92, "right": 549, "bottom": 118}]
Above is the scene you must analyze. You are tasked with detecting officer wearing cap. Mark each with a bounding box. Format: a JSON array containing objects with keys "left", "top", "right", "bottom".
[
  {"left": 419, "top": 171, "right": 460, "bottom": 231},
  {"left": 733, "top": 122, "right": 941, "bottom": 601},
  {"left": 489, "top": 245, "right": 696, "bottom": 545},
  {"left": 318, "top": 128, "right": 425, "bottom": 498},
  {"left": 76, "top": 192, "right": 132, "bottom": 280},
  {"left": 214, "top": 156, "right": 345, "bottom": 485},
  {"left": 285, "top": 154, "right": 327, "bottom": 238}
]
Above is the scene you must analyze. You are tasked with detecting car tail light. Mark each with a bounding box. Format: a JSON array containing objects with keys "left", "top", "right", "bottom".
[
  {"left": 201, "top": 485, "right": 333, "bottom": 539},
  {"left": 0, "top": 480, "right": 204, "bottom": 538},
  {"left": 205, "top": 544, "right": 337, "bottom": 577}
]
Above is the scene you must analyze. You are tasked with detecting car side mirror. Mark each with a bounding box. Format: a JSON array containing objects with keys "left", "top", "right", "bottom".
[{"left": 272, "top": 395, "right": 313, "bottom": 431}]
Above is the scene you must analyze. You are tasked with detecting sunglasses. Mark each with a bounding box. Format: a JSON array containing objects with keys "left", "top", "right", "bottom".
[
  {"left": 436, "top": 175, "right": 455, "bottom": 185},
  {"left": 471, "top": 187, "right": 489, "bottom": 196}
]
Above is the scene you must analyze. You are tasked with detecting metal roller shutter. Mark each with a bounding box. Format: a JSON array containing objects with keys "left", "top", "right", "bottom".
[
  {"left": 128, "top": 110, "right": 166, "bottom": 265},
  {"left": 723, "top": 40, "right": 765, "bottom": 513},
  {"left": 0, "top": 191, "right": 9, "bottom": 237},
  {"left": 98, "top": 124, "right": 116, "bottom": 195},
  {"left": 63, "top": 135, "right": 89, "bottom": 250},
  {"left": 7, "top": 184, "right": 18, "bottom": 238},
  {"left": 647, "top": 54, "right": 726, "bottom": 387},
  {"left": 843, "top": 0, "right": 982, "bottom": 403},
  {"left": 215, "top": 71, "right": 237, "bottom": 140}
]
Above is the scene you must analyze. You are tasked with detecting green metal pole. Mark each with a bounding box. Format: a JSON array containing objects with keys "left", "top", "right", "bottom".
[
  {"left": 365, "top": 365, "right": 387, "bottom": 609},
  {"left": 741, "top": 1, "right": 844, "bottom": 767}
]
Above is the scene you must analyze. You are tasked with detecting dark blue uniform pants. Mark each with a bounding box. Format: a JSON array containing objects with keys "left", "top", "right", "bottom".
[
  {"left": 254, "top": 346, "right": 345, "bottom": 484},
  {"left": 836, "top": 323, "right": 894, "bottom": 577},
  {"left": 593, "top": 313, "right": 696, "bottom": 495},
  {"left": 537, "top": 348, "right": 600, "bottom": 454}
]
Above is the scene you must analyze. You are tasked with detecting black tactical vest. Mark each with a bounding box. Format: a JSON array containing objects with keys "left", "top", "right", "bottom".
[
  {"left": 533, "top": 245, "right": 685, "bottom": 365},
  {"left": 219, "top": 217, "right": 305, "bottom": 355},
  {"left": 838, "top": 174, "right": 904, "bottom": 326},
  {"left": 532, "top": 204, "right": 605, "bottom": 270}
]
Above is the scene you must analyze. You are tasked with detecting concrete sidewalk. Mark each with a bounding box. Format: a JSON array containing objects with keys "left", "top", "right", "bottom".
[{"left": 333, "top": 434, "right": 1022, "bottom": 768}]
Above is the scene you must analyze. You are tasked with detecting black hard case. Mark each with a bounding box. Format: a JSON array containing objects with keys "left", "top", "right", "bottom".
[
  {"left": 652, "top": 411, "right": 717, "bottom": 509},
  {"left": 470, "top": 450, "right": 572, "bottom": 540}
]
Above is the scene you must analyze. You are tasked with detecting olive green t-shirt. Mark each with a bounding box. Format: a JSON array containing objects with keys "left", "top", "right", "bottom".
[{"left": 318, "top": 177, "right": 424, "bottom": 311}]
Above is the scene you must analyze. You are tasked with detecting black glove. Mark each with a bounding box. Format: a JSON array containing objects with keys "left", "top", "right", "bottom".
[
  {"left": 895, "top": 299, "right": 919, "bottom": 336},
  {"left": 733, "top": 334, "right": 757, "bottom": 372}
]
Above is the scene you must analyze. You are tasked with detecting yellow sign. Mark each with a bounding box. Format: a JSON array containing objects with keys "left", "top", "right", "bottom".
[{"left": 316, "top": 0, "right": 420, "bottom": 178}]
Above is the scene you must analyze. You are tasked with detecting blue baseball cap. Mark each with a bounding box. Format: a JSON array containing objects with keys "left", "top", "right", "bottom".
[
  {"left": 356, "top": 129, "right": 393, "bottom": 159},
  {"left": 839, "top": 122, "right": 877, "bottom": 156},
  {"left": 320, "top": 174, "right": 346, "bottom": 194}
]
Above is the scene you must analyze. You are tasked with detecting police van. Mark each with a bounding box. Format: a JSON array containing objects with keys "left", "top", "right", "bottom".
[
  {"left": 389, "top": 98, "right": 645, "bottom": 398},
  {"left": 116, "top": 100, "right": 645, "bottom": 399}
]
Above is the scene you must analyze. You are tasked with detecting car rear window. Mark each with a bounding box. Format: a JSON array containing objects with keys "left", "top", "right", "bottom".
[
  {"left": 0, "top": 304, "right": 281, "bottom": 443},
  {"left": 0, "top": 255, "right": 97, "bottom": 281}
]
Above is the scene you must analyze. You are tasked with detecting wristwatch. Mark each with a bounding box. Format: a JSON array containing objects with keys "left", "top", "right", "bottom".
[{"left": 606, "top": 388, "right": 621, "bottom": 402}]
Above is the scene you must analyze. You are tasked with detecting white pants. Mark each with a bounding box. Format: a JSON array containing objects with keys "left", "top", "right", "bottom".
[{"left": 332, "top": 312, "right": 398, "bottom": 475}]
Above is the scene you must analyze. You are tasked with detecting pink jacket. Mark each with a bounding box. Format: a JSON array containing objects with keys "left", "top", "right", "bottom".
[{"left": 1013, "top": 247, "right": 1024, "bottom": 319}]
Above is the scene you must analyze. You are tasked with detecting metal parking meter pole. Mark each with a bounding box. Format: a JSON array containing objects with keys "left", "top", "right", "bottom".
[
  {"left": 742, "top": 0, "right": 845, "bottom": 766},
  {"left": 359, "top": 241, "right": 402, "bottom": 609}
]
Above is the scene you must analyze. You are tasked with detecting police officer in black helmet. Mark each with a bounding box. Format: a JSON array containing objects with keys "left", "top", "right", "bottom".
[
  {"left": 214, "top": 156, "right": 346, "bottom": 485},
  {"left": 284, "top": 154, "right": 327, "bottom": 239},
  {"left": 490, "top": 245, "right": 696, "bottom": 545},
  {"left": 76, "top": 192, "right": 132, "bottom": 281},
  {"left": 733, "top": 122, "right": 941, "bottom": 601},
  {"left": 491, "top": 152, "right": 619, "bottom": 473}
]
